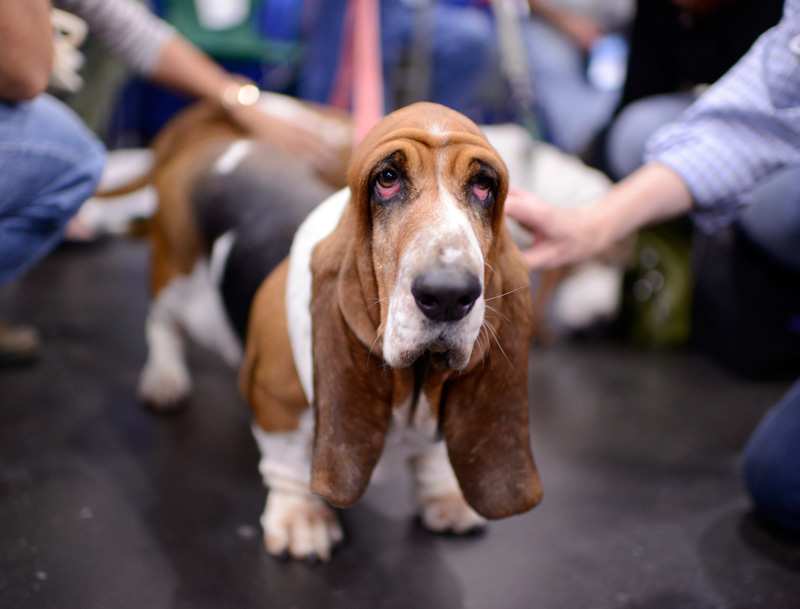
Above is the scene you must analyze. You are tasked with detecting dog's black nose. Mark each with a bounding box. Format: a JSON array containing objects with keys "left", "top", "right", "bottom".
[{"left": 412, "top": 270, "right": 482, "bottom": 322}]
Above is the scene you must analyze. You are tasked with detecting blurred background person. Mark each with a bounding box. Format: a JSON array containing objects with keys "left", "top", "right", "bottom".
[
  {"left": 298, "top": 0, "right": 496, "bottom": 121},
  {"left": 0, "top": 0, "right": 105, "bottom": 364},
  {"left": 523, "top": 0, "right": 633, "bottom": 154},
  {"left": 591, "top": 0, "right": 784, "bottom": 180},
  {"left": 506, "top": 0, "right": 800, "bottom": 531},
  {"left": 0, "top": 0, "right": 330, "bottom": 366}
]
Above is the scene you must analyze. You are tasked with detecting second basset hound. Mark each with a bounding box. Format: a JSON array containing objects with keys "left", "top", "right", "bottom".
[
  {"left": 240, "top": 102, "right": 542, "bottom": 561},
  {"left": 139, "top": 101, "right": 542, "bottom": 563}
]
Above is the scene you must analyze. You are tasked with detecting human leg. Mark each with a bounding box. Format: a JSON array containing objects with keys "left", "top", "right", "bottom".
[
  {"left": 742, "top": 378, "right": 800, "bottom": 531},
  {"left": 605, "top": 92, "right": 694, "bottom": 180},
  {"left": 522, "top": 17, "right": 620, "bottom": 154},
  {"left": 736, "top": 166, "right": 800, "bottom": 274},
  {"left": 427, "top": 4, "right": 494, "bottom": 120},
  {"left": 0, "top": 94, "right": 105, "bottom": 286},
  {"left": 296, "top": 0, "right": 348, "bottom": 104},
  {"left": 298, "top": 0, "right": 417, "bottom": 110},
  {"left": 299, "top": 0, "right": 494, "bottom": 120},
  {"left": 381, "top": 1, "right": 494, "bottom": 118}
]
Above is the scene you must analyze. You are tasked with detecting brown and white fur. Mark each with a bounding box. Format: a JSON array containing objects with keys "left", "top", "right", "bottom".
[
  {"left": 238, "top": 103, "right": 541, "bottom": 562},
  {"left": 137, "top": 101, "right": 542, "bottom": 563}
]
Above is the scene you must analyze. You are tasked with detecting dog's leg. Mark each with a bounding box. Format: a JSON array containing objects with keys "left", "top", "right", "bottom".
[
  {"left": 138, "top": 239, "right": 242, "bottom": 409},
  {"left": 261, "top": 487, "right": 343, "bottom": 563},
  {"left": 138, "top": 277, "right": 193, "bottom": 409},
  {"left": 410, "top": 442, "right": 487, "bottom": 534},
  {"left": 252, "top": 416, "right": 343, "bottom": 563}
]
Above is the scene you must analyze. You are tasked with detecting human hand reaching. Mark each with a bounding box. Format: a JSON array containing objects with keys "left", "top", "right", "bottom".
[
  {"left": 504, "top": 187, "right": 610, "bottom": 269},
  {"left": 227, "top": 102, "right": 350, "bottom": 183},
  {"left": 151, "top": 37, "right": 352, "bottom": 184},
  {"left": 504, "top": 165, "right": 695, "bottom": 270}
]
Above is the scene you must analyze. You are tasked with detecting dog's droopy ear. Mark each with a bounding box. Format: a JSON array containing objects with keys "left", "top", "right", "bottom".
[
  {"left": 441, "top": 230, "right": 543, "bottom": 519},
  {"left": 308, "top": 213, "right": 393, "bottom": 508}
]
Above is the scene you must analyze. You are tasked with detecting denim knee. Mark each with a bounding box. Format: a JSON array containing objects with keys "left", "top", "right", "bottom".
[
  {"left": 0, "top": 95, "right": 106, "bottom": 285},
  {"left": 2, "top": 96, "right": 104, "bottom": 223},
  {"left": 429, "top": 6, "right": 494, "bottom": 115},
  {"left": 433, "top": 7, "right": 493, "bottom": 63},
  {"left": 737, "top": 165, "right": 800, "bottom": 273},
  {"left": 741, "top": 379, "right": 800, "bottom": 531},
  {"left": 606, "top": 93, "right": 694, "bottom": 179}
]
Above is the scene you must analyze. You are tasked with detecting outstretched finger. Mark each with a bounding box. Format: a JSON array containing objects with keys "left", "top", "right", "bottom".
[
  {"left": 504, "top": 188, "right": 555, "bottom": 233},
  {"left": 519, "top": 242, "right": 567, "bottom": 271}
]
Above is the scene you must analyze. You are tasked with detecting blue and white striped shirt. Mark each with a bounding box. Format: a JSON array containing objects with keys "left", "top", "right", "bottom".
[{"left": 645, "top": 0, "right": 800, "bottom": 232}]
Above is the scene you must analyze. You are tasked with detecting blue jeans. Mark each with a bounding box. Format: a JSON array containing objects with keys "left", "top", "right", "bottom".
[
  {"left": 522, "top": 17, "right": 621, "bottom": 154},
  {"left": 0, "top": 94, "right": 105, "bottom": 286},
  {"left": 298, "top": 0, "right": 495, "bottom": 121},
  {"left": 738, "top": 166, "right": 800, "bottom": 274},
  {"left": 743, "top": 377, "right": 800, "bottom": 531},
  {"left": 605, "top": 92, "right": 695, "bottom": 181}
]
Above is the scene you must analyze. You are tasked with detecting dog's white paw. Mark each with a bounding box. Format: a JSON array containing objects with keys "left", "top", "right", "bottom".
[
  {"left": 137, "top": 358, "right": 191, "bottom": 410},
  {"left": 419, "top": 492, "right": 487, "bottom": 535},
  {"left": 261, "top": 489, "right": 343, "bottom": 563}
]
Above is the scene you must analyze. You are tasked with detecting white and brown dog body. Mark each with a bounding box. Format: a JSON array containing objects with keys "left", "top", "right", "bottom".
[
  {"left": 240, "top": 103, "right": 542, "bottom": 561},
  {"left": 139, "top": 101, "right": 541, "bottom": 563},
  {"left": 134, "top": 98, "right": 346, "bottom": 407}
]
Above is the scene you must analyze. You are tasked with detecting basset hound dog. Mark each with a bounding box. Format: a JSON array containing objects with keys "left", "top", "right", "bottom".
[{"left": 137, "top": 100, "right": 542, "bottom": 563}]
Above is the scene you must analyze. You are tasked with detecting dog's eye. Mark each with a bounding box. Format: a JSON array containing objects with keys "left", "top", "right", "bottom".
[
  {"left": 376, "top": 168, "right": 401, "bottom": 198},
  {"left": 472, "top": 176, "right": 493, "bottom": 201}
]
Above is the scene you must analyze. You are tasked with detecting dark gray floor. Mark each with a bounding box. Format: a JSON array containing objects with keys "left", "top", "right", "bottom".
[{"left": 1, "top": 238, "right": 798, "bottom": 609}]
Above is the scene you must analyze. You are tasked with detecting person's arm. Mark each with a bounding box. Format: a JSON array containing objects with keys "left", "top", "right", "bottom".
[
  {"left": 507, "top": 0, "right": 800, "bottom": 270},
  {"left": 153, "top": 36, "right": 340, "bottom": 170},
  {"left": 148, "top": 35, "right": 242, "bottom": 108},
  {"left": 644, "top": 1, "right": 800, "bottom": 231},
  {"left": 148, "top": 37, "right": 327, "bottom": 156},
  {"left": 0, "top": 0, "right": 54, "bottom": 101},
  {"left": 505, "top": 162, "right": 693, "bottom": 269},
  {"left": 59, "top": 0, "right": 340, "bottom": 169},
  {"left": 56, "top": 0, "right": 244, "bottom": 105}
]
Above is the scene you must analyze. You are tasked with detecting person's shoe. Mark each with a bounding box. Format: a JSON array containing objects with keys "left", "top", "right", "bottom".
[{"left": 0, "top": 322, "right": 40, "bottom": 366}]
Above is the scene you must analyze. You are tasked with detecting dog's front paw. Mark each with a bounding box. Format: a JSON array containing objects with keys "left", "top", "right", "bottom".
[
  {"left": 419, "top": 492, "right": 487, "bottom": 535},
  {"left": 137, "top": 358, "right": 191, "bottom": 410},
  {"left": 261, "top": 489, "right": 343, "bottom": 563}
]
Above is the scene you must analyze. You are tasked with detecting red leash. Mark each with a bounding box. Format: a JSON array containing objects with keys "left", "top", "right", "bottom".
[{"left": 328, "top": 0, "right": 385, "bottom": 145}]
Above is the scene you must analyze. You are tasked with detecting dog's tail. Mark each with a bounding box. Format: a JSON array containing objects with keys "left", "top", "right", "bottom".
[
  {"left": 80, "top": 148, "right": 160, "bottom": 237},
  {"left": 93, "top": 106, "right": 189, "bottom": 198},
  {"left": 94, "top": 168, "right": 155, "bottom": 198}
]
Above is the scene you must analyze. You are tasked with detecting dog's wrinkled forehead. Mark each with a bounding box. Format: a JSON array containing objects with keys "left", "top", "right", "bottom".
[{"left": 347, "top": 102, "right": 505, "bottom": 191}]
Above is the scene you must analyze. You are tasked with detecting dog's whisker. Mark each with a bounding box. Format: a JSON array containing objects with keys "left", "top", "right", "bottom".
[
  {"left": 478, "top": 320, "right": 495, "bottom": 369},
  {"left": 368, "top": 325, "right": 386, "bottom": 363},
  {"left": 476, "top": 324, "right": 489, "bottom": 361},
  {"left": 487, "top": 327, "right": 496, "bottom": 370},
  {"left": 484, "top": 320, "right": 514, "bottom": 369},
  {"left": 484, "top": 285, "right": 527, "bottom": 302},
  {"left": 366, "top": 296, "right": 391, "bottom": 311},
  {"left": 485, "top": 304, "right": 511, "bottom": 324}
]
